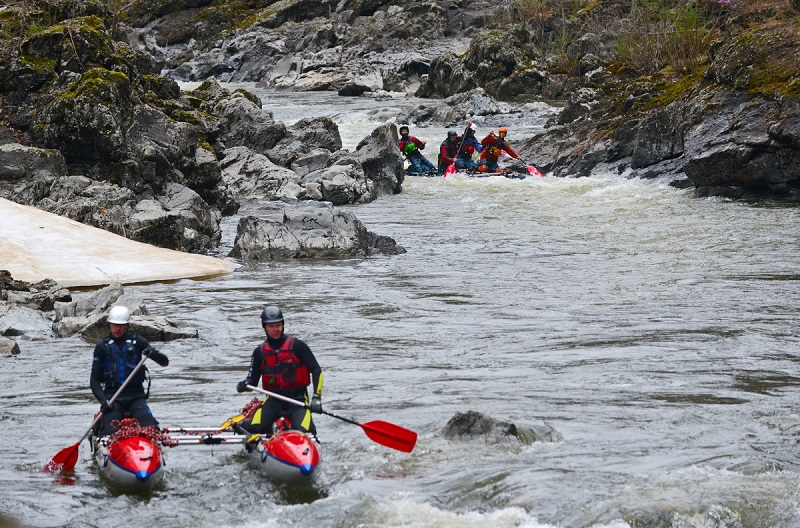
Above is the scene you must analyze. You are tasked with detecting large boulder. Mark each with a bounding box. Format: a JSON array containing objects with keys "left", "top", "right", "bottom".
[
  {"left": 683, "top": 92, "right": 800, "bottom": 198},
  {"left": 229, "top": 201, "right": 405, "bottom": 260},
  {"left": 350, "top": 122, "right": 404, "bottom": 196},
  {"left": 0, "top": 144, "right": 68, "bottom": 183},
  {"left": 221, "top": 146, "right": 304, "bottom": 203}
]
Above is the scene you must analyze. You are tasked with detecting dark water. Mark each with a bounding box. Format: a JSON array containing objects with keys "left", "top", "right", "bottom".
[{"left": 2, "top": 91, "right": 800, "bottom": 528}]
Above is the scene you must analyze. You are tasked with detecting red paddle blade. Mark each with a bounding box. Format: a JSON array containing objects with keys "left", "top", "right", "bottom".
[
  {"left": 359, "top": 420, "right": 417, "bottom": 453},
  {"left": 527, "top": 165, "right": 543, "bottom": 177},
  {"left": 444, "top": 163, "right": 455, "bottom": 178},
  {"left": 44, "top": 442, "right": 80, "bottom": 472}
]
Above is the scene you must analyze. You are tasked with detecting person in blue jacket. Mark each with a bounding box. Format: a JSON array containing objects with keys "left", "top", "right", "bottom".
[{"left": 90, "top": 306, "right": 169, "bottom": 436}]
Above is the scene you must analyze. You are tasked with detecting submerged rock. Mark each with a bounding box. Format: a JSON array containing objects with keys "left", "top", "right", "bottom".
[
  {"left": 0, "top": 336, "right": 20, "bottom": 356},
  {"left": 442, "top": 410, "right": 562, "bottom": 445}
]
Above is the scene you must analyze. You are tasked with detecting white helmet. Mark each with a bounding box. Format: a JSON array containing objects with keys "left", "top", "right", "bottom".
[{"left": 107, "top": 306, "right": 131, "bottom": 324}]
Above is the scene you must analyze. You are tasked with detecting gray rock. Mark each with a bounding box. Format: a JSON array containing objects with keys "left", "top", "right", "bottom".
[
  {"left": 442, "top": 410, "right": 562, "bottom": 445},
  {"left": 54, "top": 283, "right": 124, "bottom": 320},
  {"left": 229, "top": 201, "right": 404, "bottom": 260},
  {"left": 0, "top": 336, "right": 20, "bottom": 356},
  {"left": 0, "top": 302, "right": 54, "bottom": 338},
  {"left": 221, "top": 146, "right": 305, "bottom": 203},
  {"left": 0, "top": 144, "right": 68, "bottom": 182},
  {"left": 351, "top": 123, "right": 404, "bottom": 197},
  {"left": 78, "top": 313, "right": 199, "bottom": 343},
  {"left": 52, "top": 284, "right": 197, "bottom": 340}
]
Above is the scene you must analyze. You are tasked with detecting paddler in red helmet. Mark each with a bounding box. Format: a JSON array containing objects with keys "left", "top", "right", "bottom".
[{"left": 476, "top": 126, "right": 522, "bottom": 174}]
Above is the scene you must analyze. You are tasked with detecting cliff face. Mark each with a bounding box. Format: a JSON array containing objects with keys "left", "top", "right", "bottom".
[
  {"left": 0, "top": 0, "right": 403, "bottom": 253},
  {"left": 517, "top": 2, "right": 800, "bottom": 199}
]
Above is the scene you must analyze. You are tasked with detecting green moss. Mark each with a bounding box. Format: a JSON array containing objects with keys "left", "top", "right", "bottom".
[
  {"left": 60, "top": 68, "right": 130, "bottom": 101},
  {"left": 233, "top": 88, "right": 260, "bottom": 106},
  {"left": 171, "top": 110, "right": 202, "bottom": 125},
  {"left": 233, "top": 10, "right": 277, "bottom": 31},
  {"left": 186, "top": 95, "right": 203, "bottom": 109},
  {"left": 19, "top": 55, "right": 58, "bottom": 73},
  {"left": 197, "top": 136, "right": 214, "bottom": 152},
  {"left": 645, "top": 69, "right": 708, "bottom": 109},
  {"left": 24, "top": 23, "right": 48, "bottom": 37},
  {"left": 726, "top": 28, "right": 800, "bottom": 99},
  {"left": 748, "top": 66, "right": 800, "bottom": 99}
]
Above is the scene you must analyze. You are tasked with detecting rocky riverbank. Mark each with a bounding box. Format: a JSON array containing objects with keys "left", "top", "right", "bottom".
[
  {"left": 117, "top": 0, "right": 800, "bottom": 199},
  {"left": 0, "top": 0, "right": 407, "bottom": 257},
  {"left": 1, "top": 0, "right": 799, "bottom": 264}
]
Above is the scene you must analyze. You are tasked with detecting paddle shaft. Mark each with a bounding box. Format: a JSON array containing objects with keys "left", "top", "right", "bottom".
[
  {"left": 244, "top": 385, "right": 376, "bottom": 425},
  {"left": 246, "top": 384, "right": 311, "bottom": 409}
]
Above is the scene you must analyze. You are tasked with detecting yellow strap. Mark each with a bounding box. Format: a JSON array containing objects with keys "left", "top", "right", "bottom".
[{"left": 315, "top": 371, "right": 324, "bottom": 396}]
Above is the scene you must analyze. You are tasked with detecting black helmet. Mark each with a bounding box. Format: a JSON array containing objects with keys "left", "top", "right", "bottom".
[
  {"left": 260, "top": 306, "right": 284, "bottom": 325},
  {"left": 399, "top": 125, "right": 409, "bottom": 135},
  {"left": 447, "top": 130, "right": 458, "bottom": 138}
]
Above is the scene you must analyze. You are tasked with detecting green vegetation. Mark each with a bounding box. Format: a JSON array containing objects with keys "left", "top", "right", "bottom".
[
  {"left": 60, "top": 68, "right": 130, "bottom": 102},
  {"left": 612, "top": 1, "right": 720, "bottom": 77},
  {"left": 24, "top": 22, "right": 47, "bottom": 37},
  {"left": 19, "top": 55, "right": 57, "bottom": 73}
]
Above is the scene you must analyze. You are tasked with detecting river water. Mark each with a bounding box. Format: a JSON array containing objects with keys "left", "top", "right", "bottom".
[{"left": 3, "top": 89, "right": 800, "bottom": 528}]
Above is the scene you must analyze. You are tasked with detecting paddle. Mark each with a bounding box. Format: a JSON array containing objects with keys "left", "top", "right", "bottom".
[
  {"left": 244, "top": 385, "right": 417, "bottom": 453},
  {"left": 44, "top": 353, "right": 150, "bottom": 472},
  {"left": 498, "top": 137, "right": 543, "bottom": 177}
]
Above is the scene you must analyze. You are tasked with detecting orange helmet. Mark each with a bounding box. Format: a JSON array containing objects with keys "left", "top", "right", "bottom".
[{"left": 498, "top": 127, "right": 508, "bottom": 135}]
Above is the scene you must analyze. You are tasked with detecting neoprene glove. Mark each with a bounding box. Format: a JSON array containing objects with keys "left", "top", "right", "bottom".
[
  {"left": 310, "top": 395, "right": 322, "bottom": 413},
  {"left": 236, "top": 381, "right": 248, "bottom": 393},
  {"left": 144, "top": 347, "right": 169, "bottom": 367},
  {"left": 100, "top": 401, "right": 113, "bottom": 414}
]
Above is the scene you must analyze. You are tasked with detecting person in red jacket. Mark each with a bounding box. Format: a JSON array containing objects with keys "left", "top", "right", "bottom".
[
  {"left": 438, "top": 130, "right": 460, "bottom": 174},
  {"left": 476, "top": 127, "right": 521, "bottom": 173},
  {"left": 398, "top": 125, "right": 435, "bottom": 175},
  {"left": 235, "top": 306, "right": 323, "bottom": 436}
]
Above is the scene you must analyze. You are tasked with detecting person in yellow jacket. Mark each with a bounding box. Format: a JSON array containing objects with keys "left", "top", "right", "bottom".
[{"left": 476, "top": 127, "right": 521, "bottom": 173}]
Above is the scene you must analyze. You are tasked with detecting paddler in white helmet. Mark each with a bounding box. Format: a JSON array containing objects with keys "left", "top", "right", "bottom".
[{"left": 90, "top": 305, "right": 169, "bottom": 436}]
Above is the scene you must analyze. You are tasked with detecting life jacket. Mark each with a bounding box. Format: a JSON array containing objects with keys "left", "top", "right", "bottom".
[
  {"left": 102, "top": 335, "right": 146, "bottom": 392},
  {"left": 260, "top": 336, "right": 310, "bottom": 390},
  {"left": 486, "top": 145, "right": 502, "bottom": 158},
  {"left": 439, "top": 140, "right": 459, "bottom": 165},
  {"left": 400, "top": 137, "right": 424, "bottom": 159}
]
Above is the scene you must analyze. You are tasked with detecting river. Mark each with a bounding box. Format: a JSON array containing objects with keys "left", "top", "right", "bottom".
[{"left": 2, "top": 88, "right": 800, "bottom": 528}]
